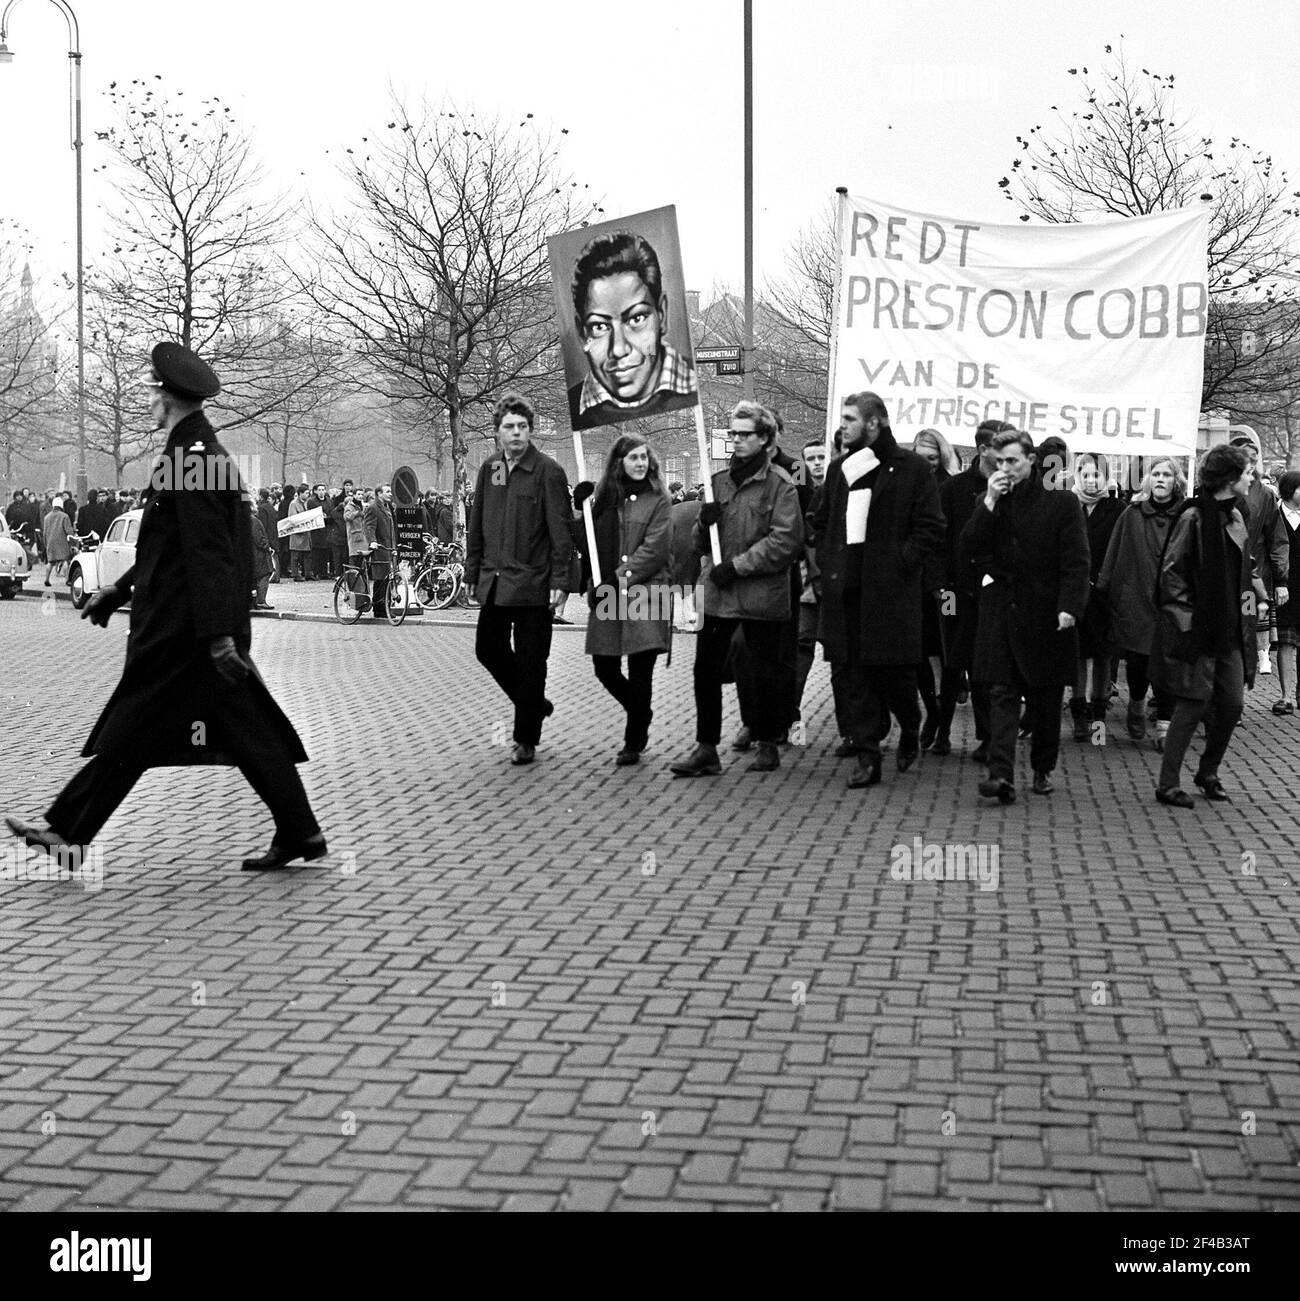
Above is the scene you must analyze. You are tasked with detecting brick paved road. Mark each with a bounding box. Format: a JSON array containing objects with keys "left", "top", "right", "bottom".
[{"left": 1, "top": 596, "right": 1298, "bottom": 1210}]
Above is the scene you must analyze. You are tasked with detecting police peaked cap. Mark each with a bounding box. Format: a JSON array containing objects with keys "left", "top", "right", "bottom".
[{"left": 150, "top": 342, "right": 221, "bottom": 400}]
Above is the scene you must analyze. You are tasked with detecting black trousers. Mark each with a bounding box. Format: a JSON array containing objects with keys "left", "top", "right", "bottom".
[
  {"left": 694, "top": 615, "right": 783, "bottom": 745},
  {"left": 475, "top": 585, "right": 554, "bottom": 747},
  {"left": 1158, "top": 648, "right": 1244, "bottom": 790},
  {"left": 593, "top": 650, "right": 659, "bottom": 750},
  {"left": 794, "top": 601, "right": 819, "bottom": 719},
  {"left": 734, "top": 616, "right": 801, "bottom": 732},
  {"left": 938, "top": 666, "right": 990, "bottom": 742},
  {"left": 45, "top": 712, "right": 320, "bottom": 850},
  {"left": 841, "top": 589, "right": 919, "bottom": 758},
  {"left": 987, "top": 679, "right": 1064, "bottom": 782},
  {"left": 1124, "top": 653, "right": 1174, "bottom": 719}
]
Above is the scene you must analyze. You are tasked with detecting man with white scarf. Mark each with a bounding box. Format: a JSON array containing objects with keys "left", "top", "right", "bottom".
[{"left": 809, "top": 392, "right": 945, "bottom": 790}]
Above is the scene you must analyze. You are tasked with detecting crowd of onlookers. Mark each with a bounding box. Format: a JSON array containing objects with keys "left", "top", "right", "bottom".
[{"left": 4, "top": 486, "right": 143, "bottom": 586}]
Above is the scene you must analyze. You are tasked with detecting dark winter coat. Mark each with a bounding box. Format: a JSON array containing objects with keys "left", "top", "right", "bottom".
[
  {"left": 1095, "top": 498, "right": 1179, "bottom": 657},
  {"left": 694, "top": 457, "right": 802, "bottom": 621},
  {"left": 83, "top": 411, "right": 307, "bottom": 768},
  {"left": 959, "top": 471, "right": 1091, "bottom": 688},
  {"left": 669, "top": 498, "right": 702, "bottom": 588},
  {"left": 1149, "top": 502, "right": 1266, "bottom": 701},
  {"left": 937, "top": 464, "right": 990, "bottom": 670},
  {"left": 1076, "top": 494, "right": 1127, "bottom": 657},
  {"left": 250, "top": 511, "right": 274, "bottom": 583},
  {"left": 363, "top": 498, "right": 396, "bottom": 579},
  {"left": 575, "top": 487, "right": 673, "bottom": 658},
  {"left": 1243, "top": 479, "right": 1289, "bottom": 590},
  {"left": 465, "top": 443, "right": 573, "bottom": 607},
  {"left": 810, "top": 441, "right": 945, "bottom": 665}
]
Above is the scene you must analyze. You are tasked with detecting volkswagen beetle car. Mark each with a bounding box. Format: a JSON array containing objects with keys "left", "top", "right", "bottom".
[
  {"left": 67, "top": 508, "right": 141, "bottom": 609},
  {"left": 0, "top": 513, "right": 32, "bottom": 600}
]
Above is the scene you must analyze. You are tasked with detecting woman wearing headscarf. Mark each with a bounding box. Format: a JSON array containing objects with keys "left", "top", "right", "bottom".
[
  {"left": 1069, "top": 453, "right": 1126, "bottom": 741},
  {"left": 42, "top": 494, "right": 73, "bottom": 586},
  {"left": 1096, "top": 456, "right": 1186, "bottom": 749},
  {"left": 1150, "top": 445, "right": 1268, "bottom": 807},
  {"left": 571, "top": 433, "right": 673, "bottom": 765}
]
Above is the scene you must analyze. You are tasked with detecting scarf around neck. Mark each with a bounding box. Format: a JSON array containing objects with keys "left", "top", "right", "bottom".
[{"left": 729, "top": 448, "right": 768, "bottom": 486}]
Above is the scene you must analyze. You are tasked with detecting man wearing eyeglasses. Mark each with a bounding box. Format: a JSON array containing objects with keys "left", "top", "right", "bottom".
[{"left": 5, "top": 342, "right": 325, "bottom": 874}]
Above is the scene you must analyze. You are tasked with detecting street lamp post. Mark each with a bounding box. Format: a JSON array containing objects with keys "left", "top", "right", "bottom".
[{"left": 0, "top": 0, "right": 86, "bottom": 500}]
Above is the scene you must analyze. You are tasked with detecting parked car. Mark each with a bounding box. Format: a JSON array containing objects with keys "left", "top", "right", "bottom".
[
  {"left": 68, "top": 508, "right": 141, "bottom": 609},
  {"left": 0, "top": 514, "right": 32, "bottom": 600}
]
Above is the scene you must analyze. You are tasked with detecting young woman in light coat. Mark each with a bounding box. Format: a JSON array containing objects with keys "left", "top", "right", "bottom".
[{"left": 571, "top": 434, "right": 673, "bottom": 766}]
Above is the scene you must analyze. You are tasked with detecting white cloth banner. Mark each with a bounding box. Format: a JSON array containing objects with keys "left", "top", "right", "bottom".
[
  {"left": 831, "top": 195, "right": 1209, "bottom": 455},
  {"left": 277, "top": 507, "right": 324, "bottom": 538}
]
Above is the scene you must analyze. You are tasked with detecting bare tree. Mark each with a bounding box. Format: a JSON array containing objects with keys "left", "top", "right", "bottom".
[
  {"left": 303, "top": 98, "right": 601, "bottom": 534},
  {"left": 92, "top": 77, "right": 339, "bottom": 434},
  {"left": 0, "top": 233, "right": 64, "bottom": 484},
  {"left": 1002, "top": 43, "right": 1300, "bottom": 409}
]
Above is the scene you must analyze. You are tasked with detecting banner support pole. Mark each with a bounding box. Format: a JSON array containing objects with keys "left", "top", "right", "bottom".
[
  {"left": 572, "top": 430, "right": 602, "bottom": 588},
  {"left": 694, "top": 408, "right": 723, "bottom": 565},
  {"left": 825, "top": 186, "right": 850, "bottom": 456}
]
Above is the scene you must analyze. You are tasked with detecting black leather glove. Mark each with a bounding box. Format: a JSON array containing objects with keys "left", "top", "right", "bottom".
[
  {"left": 81, "top": 585, "right": 127, "bottom": 628},
  {"left": 711, "top": 559, "right": 738, "bottom": 587},
  {"left": 209, "top": 635, "right": 250, "bottom": 685},
  {"left": 572, "top": 481, "right": 596, "bottom": 509},
  {"left": 699, "top": 500, "right": 724, "bottom": 528}
]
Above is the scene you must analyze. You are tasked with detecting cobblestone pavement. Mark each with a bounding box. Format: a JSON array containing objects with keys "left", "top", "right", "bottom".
[{"left": 1, "top": 597, "right": 1298, "bottom": 1211}]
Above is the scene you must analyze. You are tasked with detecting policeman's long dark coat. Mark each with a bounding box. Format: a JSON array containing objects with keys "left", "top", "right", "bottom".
[
  {"left": 958, "top": 472, "right": 1091, "bottom": 688},
  {"left": 810, "top": 443, "right": 945, "bottom": 665},
  {"left": 83, "top": 412, "right": 307, "bottom": 768}
]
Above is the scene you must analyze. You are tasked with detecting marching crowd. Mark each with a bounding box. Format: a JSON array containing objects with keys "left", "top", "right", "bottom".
[{"left": 465, "top": 390, "right": 1297, "bottom": 810}]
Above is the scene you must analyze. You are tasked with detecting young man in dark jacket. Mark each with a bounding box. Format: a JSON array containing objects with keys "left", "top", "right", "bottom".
[
  {"left": 465, "top": 392, "right": 574, "bottom": 766},
  {"left": 810, "top": 392, "right": 945, "bottom": 790},
  {"left": 959, "top": 429, "right": 1090, "bottom": 803}
]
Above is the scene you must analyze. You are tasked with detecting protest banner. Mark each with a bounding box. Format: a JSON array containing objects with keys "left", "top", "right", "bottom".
[
  {"left": 829, "top": 193, "right": 1210, "bottom": 455},
  {"left": 277, "top": 507, "right": 323, "bottom": 538}
]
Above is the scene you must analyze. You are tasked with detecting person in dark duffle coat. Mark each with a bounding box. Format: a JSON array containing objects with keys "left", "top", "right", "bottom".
[
  {"left": 5, "top": 342, "right": 325, "bottom": 873},
  {"left": 959, "top": 428, "right": 1090, "bottom": 803}
]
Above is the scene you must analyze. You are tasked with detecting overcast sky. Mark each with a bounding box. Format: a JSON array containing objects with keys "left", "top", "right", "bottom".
[{"left": 2, "top": 0, "right": 1297, "bottom": 303}]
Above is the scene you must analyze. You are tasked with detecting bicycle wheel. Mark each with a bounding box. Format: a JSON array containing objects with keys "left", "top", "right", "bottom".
[
  {"left": 386, "top": 571, "right": 409, "bottom": 627},
  {"left": 413, "top": 564, "right": 459, "bottom": 610},
  {"left": 333, "top": 571, "right": 364, "bottom": 624}
]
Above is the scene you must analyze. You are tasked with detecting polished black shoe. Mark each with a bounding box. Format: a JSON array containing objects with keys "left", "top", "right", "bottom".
[
  {"left": 670, "top": 744, "right": 722, "bottom": 777},
  {"left": 847, "top": 757, "right": 882, "bottom": 788},
  {"left": 241, "top": 834, "right": 328, "bottom": 872},
  {"left": 1032, "top": 771, "right": 1054, "bottom": 795},
  {"left": 1193, "top": 774, "right": 1230, "bottom": 801},
  {"left": 930, "top": 735, "right": 951, "bottom": 757},
  {"left": 774, "top": 729, "right": 791, "bottom": 748},
  {"left": 896, "top": 736, "right": 921, "bottom": 772},
  {"left": 731, "top": 726, "right": 753, "bottom": 752},
  {"left": 970, "top": 741, "right": 989, "bottom": 764},
  {"left": 833, "top": 738, "right": 862, "bottom": 758},
  {"left": 977, "top": 778, "right": 1016, "bottom": 804},
  {"left": 511, "top": 743, "right": 536, "bottom": 765},
  {"left": 4, "top": 816, "right": 73, "bottom": 856},
  {"left": 747, "top": 741, "right": 780, "bottom": 772},
  {"left": 542, "top": 698, "right": 555, "bottom": 720},
  {"left": 919, "top": 711, "right": 939, "bottom": 750},
  {"left": 1155, "top": 786, "right": 1194, "bottom": 809},
  {"left": 615, "top": 747, "right": 641, "bottom": 766}
]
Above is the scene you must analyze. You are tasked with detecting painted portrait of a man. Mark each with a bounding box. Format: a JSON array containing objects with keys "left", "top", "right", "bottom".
[{"left": 549, "top": 207, "right": 699, "bottom": 433}]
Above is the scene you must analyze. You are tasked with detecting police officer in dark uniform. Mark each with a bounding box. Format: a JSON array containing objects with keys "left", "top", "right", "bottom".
[{"left": 5, "top": 342, "right": 326, "bottom": 872}]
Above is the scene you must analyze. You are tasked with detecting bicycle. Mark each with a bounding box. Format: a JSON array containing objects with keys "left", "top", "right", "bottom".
[
  {"left": 411, "top": 554, "right": 465, "bottom": 610},
  {"left": 332, "top": 554, "right": 409, "bottom": 627}
]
